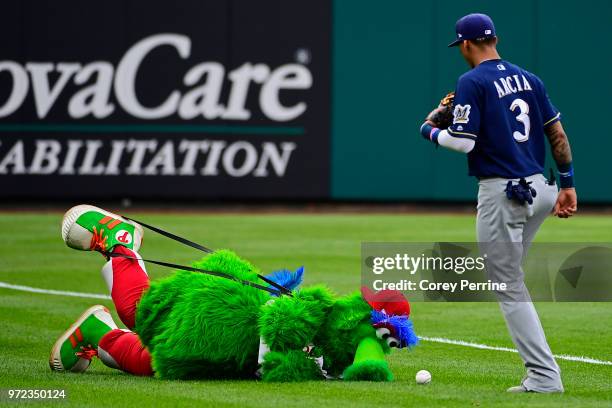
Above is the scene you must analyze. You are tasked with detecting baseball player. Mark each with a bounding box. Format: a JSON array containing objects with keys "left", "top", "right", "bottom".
[{"left": 419, "top": 13, "right": 576, "bottom": 393}]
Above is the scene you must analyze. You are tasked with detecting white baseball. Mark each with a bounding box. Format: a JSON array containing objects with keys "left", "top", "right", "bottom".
[{"left": 415, "top": 369, "right": 431, "bottom": 384}]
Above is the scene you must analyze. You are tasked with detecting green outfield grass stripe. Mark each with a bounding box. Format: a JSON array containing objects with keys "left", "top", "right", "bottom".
[
  {"left": 0, "top": 281, "right": 111, "bottom": 300},
  {"left": 0, "top": 123, "right": 305, "bottom": 135},
  {"left": 2, "top": 280, "right": 611, "bottom": 367}
]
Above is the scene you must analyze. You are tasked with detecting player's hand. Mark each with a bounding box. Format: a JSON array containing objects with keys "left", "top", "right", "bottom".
[
  {"left": 425, "top": 91, "right": 455, "bottom": 129},
  {"left": 553, "top": 188, "right": 577, "bottom": 218}
]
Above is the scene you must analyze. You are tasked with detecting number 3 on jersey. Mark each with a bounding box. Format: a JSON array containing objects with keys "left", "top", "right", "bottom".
[{"left": 510, "top": 98, "right": 530, "bottom": 142}]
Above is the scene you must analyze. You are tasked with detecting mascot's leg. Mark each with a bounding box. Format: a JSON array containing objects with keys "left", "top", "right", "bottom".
[
  {"left": 100, "top": 245, "right": 150, "bottom": 329},
  {"left": 97, "top": 329, "right": 153, "bottom": 376},
  {"left": 62, "top": 204, "right": 148, "bottom": 328},
  {"left": 48, "top": 305, "right": 153, "bottom": 376},
  {"left": 49, "top": 246, "right": 155, "bottom": 376},
  {"left": 57, "top": 205, "right": 153, "bottom": 376},
  {"left": 97, "top": 245, "right": 155, "bottom": 376}
]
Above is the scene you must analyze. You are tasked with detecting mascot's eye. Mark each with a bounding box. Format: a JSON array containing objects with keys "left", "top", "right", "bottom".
[
  {"left": 386, "top": 336, "right": 399, "bottom": 348},
  {"left": 376, "top": 327, "right": 391, "bottom": 339}
]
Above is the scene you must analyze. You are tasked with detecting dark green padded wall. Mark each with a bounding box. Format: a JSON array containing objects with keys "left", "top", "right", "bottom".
[{"left": 332, "top": 0, "right": 611, "bottom": 202}]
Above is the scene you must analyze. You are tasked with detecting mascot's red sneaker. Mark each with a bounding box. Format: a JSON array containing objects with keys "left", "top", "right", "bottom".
[
  {"left": 61, "top": 205, "right": 144, "bottom": 253},
  {"left": 49, "top": 305, "right": 118, "bottom": 373}
]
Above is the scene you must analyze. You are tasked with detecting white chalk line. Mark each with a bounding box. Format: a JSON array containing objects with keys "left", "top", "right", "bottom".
[
  {"left": 1, "top": 281, "right": 610, "bottom": 366},
  {"left": 419, "top": 336, "right": 612, "bottom": 366},
  {"left": 0, "top": 281, "right": 111, "bottom": 300}
]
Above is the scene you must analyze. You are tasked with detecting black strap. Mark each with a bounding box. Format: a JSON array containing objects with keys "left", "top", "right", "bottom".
[
  {"left": 255, "top": 273, "right": 292, "bottom": 295},
  {"left": 124, "top": 216, "right": 214, "bottom": 254},
  {"left": 108, "top": 251, "right": 286, "bottom": 297},
  {"left": 121, "top": 216, "right": 292, "bottom": 296}
]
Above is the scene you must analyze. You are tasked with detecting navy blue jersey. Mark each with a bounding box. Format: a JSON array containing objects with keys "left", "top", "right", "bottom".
[{"left": 448, "top": 59, "right": 560, "bottom": 178}]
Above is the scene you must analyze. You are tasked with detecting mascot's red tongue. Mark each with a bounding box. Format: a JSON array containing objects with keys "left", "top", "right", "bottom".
[{"left": 361, "top": 287, "right": 410, "bottom": 317}]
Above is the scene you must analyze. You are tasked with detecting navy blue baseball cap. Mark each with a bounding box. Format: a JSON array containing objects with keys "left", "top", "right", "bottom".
[{"left": 448, "top": 13, "right": 496, "bottom": 47}]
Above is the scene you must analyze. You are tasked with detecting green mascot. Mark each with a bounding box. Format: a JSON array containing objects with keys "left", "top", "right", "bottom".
[{"left": 50, "top": 205, "right": 418, "bottom": 381}]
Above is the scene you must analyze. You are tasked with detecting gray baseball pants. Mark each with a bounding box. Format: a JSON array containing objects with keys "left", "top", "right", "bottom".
[{"left": 477, "top": 173, "right": 564, "bottom": 392}]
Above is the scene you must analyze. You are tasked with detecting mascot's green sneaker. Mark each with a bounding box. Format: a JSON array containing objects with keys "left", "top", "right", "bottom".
[
  {"left": 49, "top": 305, "right": 118, "bottom": 373},
  {"left": 62, "top": 205, "right": 144, "bottom": 253}
]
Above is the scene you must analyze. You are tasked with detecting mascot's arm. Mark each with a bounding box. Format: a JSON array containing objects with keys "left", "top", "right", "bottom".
[
  {"left": 258, "top": 286, "right": 333, "bottom": 352},
  {"left": 342, "top": 336, "right": 393, "bottom": 381},
  {"left": 261, "top": 350, "right": 324, "bottom": 382},
  {"left": 258, "top": 286, "right": 334, "bottom": 382},
  {"left": 338, "top": 321, "right": 394, "bottom": 382}
]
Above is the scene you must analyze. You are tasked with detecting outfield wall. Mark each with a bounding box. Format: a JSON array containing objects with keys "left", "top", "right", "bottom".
[
  {"left": 332, "top": 0, "right": 611, "bottom": 202},
  {"left": 0, "top": 0, "right": 609, "bottom": 202}
]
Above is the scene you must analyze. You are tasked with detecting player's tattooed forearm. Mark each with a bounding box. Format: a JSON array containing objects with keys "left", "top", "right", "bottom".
[{"left": 545, "top": 122, "right": 573, "bottom": 164}]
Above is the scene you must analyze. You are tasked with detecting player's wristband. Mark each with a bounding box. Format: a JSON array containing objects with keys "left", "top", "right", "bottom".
[
  {"left": 557, "top": 162, "right": 575, "bottom": 189},
  {"left": 420, "top": 123, "right": 441, "bottom": 145}
]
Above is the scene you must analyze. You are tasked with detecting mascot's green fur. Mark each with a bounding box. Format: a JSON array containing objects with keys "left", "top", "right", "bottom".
[{"left": 135, "top": 250, "right": 417, "bottom": 381}]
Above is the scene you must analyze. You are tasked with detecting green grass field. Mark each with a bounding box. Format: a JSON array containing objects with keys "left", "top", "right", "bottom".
[{"left": 1, "top": 211, "right": 611, "bottom": 407}]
